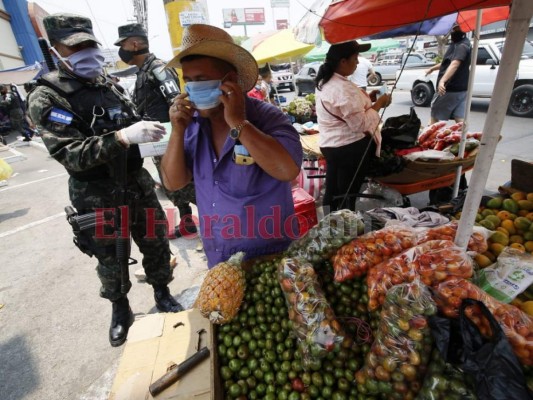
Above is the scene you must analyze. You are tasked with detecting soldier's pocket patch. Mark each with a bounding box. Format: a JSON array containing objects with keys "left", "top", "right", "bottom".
[{"left": 48, "top": 107, "right": 73, "bottom": 125}]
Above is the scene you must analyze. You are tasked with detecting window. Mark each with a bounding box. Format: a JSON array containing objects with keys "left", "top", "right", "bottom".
[{"left": 476, "top": 47, "right": 493, "bottom": 65}]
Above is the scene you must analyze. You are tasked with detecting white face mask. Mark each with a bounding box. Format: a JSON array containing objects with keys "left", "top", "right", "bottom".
[{"left": 51, "top": 46, "right": 105, "bottom": 79}]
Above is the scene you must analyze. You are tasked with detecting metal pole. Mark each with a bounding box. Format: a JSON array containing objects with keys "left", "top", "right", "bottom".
[
  {"left": 455, "top": 0, "right": 533, "bottom": 248},
  {"left": 452, "top": 9, "right": 482, "bottom": 198}
]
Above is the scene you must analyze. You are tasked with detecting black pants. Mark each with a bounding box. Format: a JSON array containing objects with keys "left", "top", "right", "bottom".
[{"left": 320, "top": 136, "right": 375, "bottom": 212}]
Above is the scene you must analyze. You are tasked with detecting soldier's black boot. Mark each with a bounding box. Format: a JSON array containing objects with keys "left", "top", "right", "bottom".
[
  {"left": 109, "top": 297, "right": 134, "bottom": 347},
  {"left": 174, "top": 204, "right": 197, "bottom": 238},
  {"left": 154, "top": 285, "right": 184, "bottom": 313}
]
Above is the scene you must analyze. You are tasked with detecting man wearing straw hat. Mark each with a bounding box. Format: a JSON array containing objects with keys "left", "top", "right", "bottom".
[{"left": 160, "top": 24, "right": 303, "bottom": 268}]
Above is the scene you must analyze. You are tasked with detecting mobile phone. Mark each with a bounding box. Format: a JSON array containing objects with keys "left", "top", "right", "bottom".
[
  {"left": 233, "top": 144, "right": 255, "bottom": 165},
  {"left": 377, "top": 83, "right": 388, "bottom": 98}
]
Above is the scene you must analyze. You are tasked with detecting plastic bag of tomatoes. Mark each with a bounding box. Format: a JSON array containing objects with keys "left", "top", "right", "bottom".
[
  {"left": 288, "top": 209, "right": 365, "bottom": 264},
  {"left": 434, "top": 277, "right": 533, "bottom": 366},
  {"left": 355, "top": 281, "right": 437, "bottom": 399},
  {"left": 367, "top": 240, "right": 474, "bottom": 311},
  {"left": 332, "top": 224, "right": 418, "bottom": 282},
  {"left": 278, "top": 257, "right": 345, "bottom": 367},
  {"left": 417, "top": 221, "right": 489, "bottom": 254}
]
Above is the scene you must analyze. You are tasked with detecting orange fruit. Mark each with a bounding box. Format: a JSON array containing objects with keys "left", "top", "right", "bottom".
[
  {"left": 511, "top": 192, "right": 527, "bottom": 201},
  {"left": 474, "top": 253, "right": 493, "bottom": 268},
  {"left": 501, "top": 219, "right": 516, "bottom": 235},
  {"left": 510, "top": 243, "right": 525, "bottom": 252}
]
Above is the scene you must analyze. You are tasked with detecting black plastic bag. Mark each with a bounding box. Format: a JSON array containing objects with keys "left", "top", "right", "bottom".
[
  {"left": 431, "top": 299, "right": 532, "bottom": 400},
  {"left": 459, "top": 299, "right": 532, "bottom": 400},
  {"left": 381, "top": 106, "right": 421, "bottom": 149}
]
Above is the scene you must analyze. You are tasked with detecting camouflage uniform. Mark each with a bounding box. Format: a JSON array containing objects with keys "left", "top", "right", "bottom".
[
  {"left": 115, "top": 23, "right": 196, "bottom": 214},
  {"left": 0, "top": 87, "right": 24, "bottom": 135},
  {"left": 28, "top": 19, "right": 173, "bottom": 301}
]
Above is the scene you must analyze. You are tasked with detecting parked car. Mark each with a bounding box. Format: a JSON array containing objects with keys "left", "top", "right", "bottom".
[
  {"left": 271, "top": 63, "right": 295, "bottom": 92},
  {"left": 395, "top": 38, "right": 533, "bottom": 117},
  {"left": 294, "top": 62, "right": 322, "bottom": 96},
  {"left": 371, "top": 52, "right": 431, "bottom": 86}
]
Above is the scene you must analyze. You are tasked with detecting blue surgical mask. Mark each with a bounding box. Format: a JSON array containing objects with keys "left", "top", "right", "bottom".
[
  {"left": 67, "top": 47, "right": 105, "bottom": 79},
  {"left": 185, "top": 79, "right": 223, "bottom": 110}
]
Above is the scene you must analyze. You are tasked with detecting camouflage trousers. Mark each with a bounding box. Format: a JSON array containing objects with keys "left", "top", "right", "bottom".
[
  {"left": 152, "top": 156, "right": 196, "bottom": 210},
  {"left": 68, "top": 168, "right": 172, "bottom": 301}
]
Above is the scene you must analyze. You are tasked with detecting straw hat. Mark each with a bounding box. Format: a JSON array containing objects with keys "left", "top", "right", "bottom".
[{"left": 167, "top": 24, "right": 258, "bottom": 92}]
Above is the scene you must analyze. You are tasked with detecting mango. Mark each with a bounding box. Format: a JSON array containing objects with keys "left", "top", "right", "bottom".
[
  {"left": 530, "top": 223, "right": 533, "bottom": 232},
  {"left": 524, "top": 241, "right": 533, "bottom": 253},
  {"left": 496, "top": 227, "right": 510, "bottom": 236},
  {"left": 518, "top": 210, "right": 529, "bottom": 217},
  {"left": 485, "top": 215, "right": 501, "bottom": 227},
  {"left": 518, "top": 200, "right": 533, "bottom": 211},
  {"left": 481, "top": 209, "right": 496, "bottom": 217},
  {"left": 486, "top": 196, "right": 504, "bottom": 209},
  {"left": 514, "top": 217, "right": 532, "bottom": 231},
  {"left": 503, "top": 198, "right": 520, "bottom": 214},
  {"left": 497, "top": 210, "right": 511, "bottom": 220},
  {"left": 508, "top": 213, "right": 518, "bottom": 220},
  {"left": 526, "top": 212, "right": 533, "bottom": 221},
  {"left": 483, "top": 251, "right": 497, "bottom": 263},
  {"left": 489, "top": 243, "right": 505, "bottom": 257},
  {"left": 511, "top": 192, "right": 527, "bottom": 202},
  {"left": 490, "top": 231, "right": 509, "bottom": 246},
  {"left": 501, "top": 219, "right": 517, "bottom": 235},
  {"left": 510, "top": 243, "right": 525, "bottom": 252},
  {"left": 475, "top": 213, "right": 483, "bottom": 222},
  {"left": 523, "top": 231, "right": 533, "bottom": 242},
  {"left": 474, "top": 253, "right": 493, "bottom": 269},
  {"left": 527, "top": 193, "right": 533, "bottom": 202},
  {"left": 509, "top": 235, "right": 524, "bottom": 245},
  {"left": 480, "top": 219, "right": 496, "bottom": 231}
]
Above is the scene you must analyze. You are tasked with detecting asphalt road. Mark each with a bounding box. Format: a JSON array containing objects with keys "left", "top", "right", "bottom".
[{"left": 0, "top": 90, "right": 532, "bottom": 400}]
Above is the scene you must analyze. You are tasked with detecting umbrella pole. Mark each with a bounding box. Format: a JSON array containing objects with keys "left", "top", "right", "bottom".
[
  {"left": 452, "top": 9, "right": 482, "bottom": 198},
  {"left": 455, "top": 0, "right": 533, "bottom": 248}
]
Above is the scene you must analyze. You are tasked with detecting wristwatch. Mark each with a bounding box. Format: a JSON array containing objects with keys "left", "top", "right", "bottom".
[{"left": 229, "top": 120, "right": 250, "bottom": 141}]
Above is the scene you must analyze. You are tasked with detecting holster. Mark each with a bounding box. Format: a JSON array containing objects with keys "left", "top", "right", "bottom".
[{"left": 64, "top": 205, "right": 99, "bottom": 257}]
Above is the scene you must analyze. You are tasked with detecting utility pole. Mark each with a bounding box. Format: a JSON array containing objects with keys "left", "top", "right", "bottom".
[{"left": 132, "top": 0, "right": 148, "bottom": 33}]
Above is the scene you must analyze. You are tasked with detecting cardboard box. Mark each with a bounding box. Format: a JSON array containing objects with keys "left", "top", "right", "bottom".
[{"left": 109, "top": 309, "right": 213, "bottom": 400}]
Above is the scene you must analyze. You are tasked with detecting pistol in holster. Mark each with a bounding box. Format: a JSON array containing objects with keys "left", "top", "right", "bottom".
[{"left": 64, "top": 206, "right": 99, "bottom": 257}]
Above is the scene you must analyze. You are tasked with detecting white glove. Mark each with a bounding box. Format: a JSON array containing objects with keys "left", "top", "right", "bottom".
[{"left": 118, "top": 121, "right": 166, "bottom": 145}]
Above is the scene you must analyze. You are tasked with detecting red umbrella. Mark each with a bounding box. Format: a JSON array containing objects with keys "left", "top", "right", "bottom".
[
  {"left": 456, "top": 6, "right": 509, "bottom": 32},
  {"left": 320, "top": 0, "right": 512, "bottom": 43}
]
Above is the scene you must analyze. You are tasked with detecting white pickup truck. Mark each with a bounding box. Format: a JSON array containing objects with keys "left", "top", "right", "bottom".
[{"left": 394, "top": 38, "right": 533, "bottom": 117}]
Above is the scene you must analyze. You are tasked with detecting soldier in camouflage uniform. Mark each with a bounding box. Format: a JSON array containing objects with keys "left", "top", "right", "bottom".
[
  {"left": 27, "top": 13, "right": 183, "bottom": 347},
  {"left": 115, "top": 23, "right": 197, "bottom": 238},
  {"left": 0, "top": 84, "right": 30, "bottom": 141}
]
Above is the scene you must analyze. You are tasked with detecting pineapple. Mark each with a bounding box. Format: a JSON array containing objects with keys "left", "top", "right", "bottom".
[{"left": 194, "top": 252, "right": 246, "bottom": 324}]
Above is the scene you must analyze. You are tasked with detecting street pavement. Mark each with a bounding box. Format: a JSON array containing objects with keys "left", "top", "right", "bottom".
[{"left": 0, "top": 90, "right": 532, "bottom": 400}]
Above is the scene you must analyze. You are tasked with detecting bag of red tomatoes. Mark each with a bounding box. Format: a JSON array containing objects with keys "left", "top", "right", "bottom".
[
  {"left": 367, "top": 240, "right": 474, "bottom": 311},
  {"left": 332, "top": 224, "right": 418, "bottom": 282}
]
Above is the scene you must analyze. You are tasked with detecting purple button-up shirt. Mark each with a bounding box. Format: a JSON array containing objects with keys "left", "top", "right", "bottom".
[{"left": 184, "top": 97, "right": 303, "bottom": 268}]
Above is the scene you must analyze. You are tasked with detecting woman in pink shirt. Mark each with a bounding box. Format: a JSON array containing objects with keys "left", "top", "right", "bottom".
[{"left": 315, "top": 41, "right": 391, "bottom": 212}]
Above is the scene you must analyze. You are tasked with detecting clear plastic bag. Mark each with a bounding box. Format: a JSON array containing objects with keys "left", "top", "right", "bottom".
[
  {"left": 331, "top": 224, "right": 418, "bottom": 282},
  {"left": 434, "top": 277, "right": 533, "bottom": 366},
  {"left": 287, "top": 209, "right": 364, "bottom": 265},
  {"left": 416, "top": 349, "right": 477, "bottom": 400},
  {"left": 355, "top": 181, "right": 405, "bottom": 213},
  {"left": 367, "top": 240, "right": 474, "bottom": 311},
  {"left": 417, "top": 221, "right": 489, "bottom": 254},
  {"left": 355, "top": 281, "right": 437, "bottom": 399},
  {"left": 278, "top": 257, "right": 345, "bottom": 367}
]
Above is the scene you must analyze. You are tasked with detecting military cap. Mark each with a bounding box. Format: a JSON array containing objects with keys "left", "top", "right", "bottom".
[
  {"left": 43, "top": 13, "right": 100, "bottom": 46},
  {"left": 114, "top": 23, "right": 148, "bottom": 46}
]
